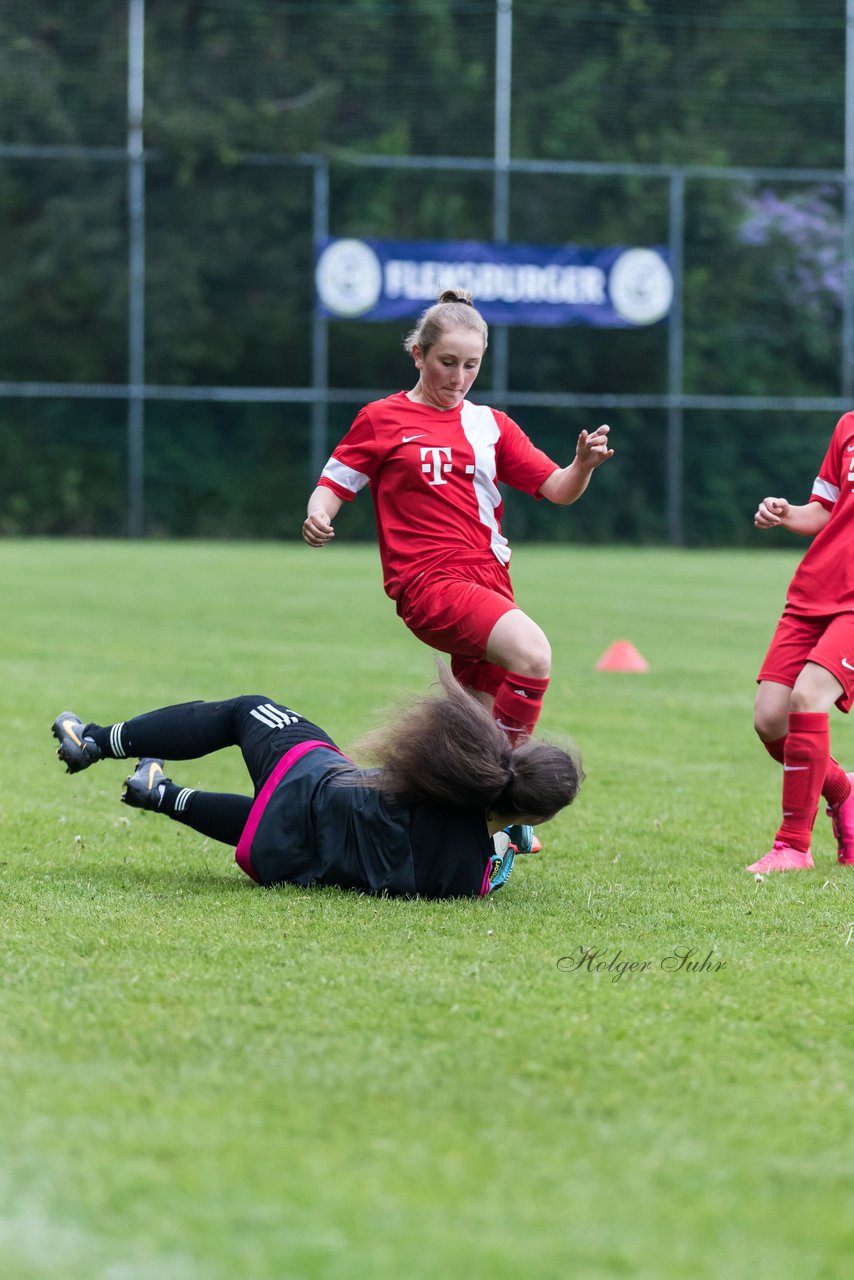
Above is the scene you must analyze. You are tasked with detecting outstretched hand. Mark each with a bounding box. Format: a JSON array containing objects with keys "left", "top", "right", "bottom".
[{"left": 576, "top": 424, "right": 614, "bottom": 470}]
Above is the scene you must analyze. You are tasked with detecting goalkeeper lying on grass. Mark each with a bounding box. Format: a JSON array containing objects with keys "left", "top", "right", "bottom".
[{"left": 53, "top": 666, "right": 582, "bottom": 899}]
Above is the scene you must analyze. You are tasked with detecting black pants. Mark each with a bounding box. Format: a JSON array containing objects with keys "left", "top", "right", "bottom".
[{"left": 115, "top": 695, "right": 337, "bottom": 847}]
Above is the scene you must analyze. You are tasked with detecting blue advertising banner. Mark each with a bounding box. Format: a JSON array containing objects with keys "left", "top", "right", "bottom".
[{"left": 315, "top": 237, "right": 673, "bottom": 328}]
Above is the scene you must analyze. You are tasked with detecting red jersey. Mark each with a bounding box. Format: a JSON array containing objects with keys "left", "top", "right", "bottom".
[
  {"left": 317, "top": 392, "right": 558, "bottom": 599},
  {"left": 787, "top": 411, "right": 854, "bottom": 615}
]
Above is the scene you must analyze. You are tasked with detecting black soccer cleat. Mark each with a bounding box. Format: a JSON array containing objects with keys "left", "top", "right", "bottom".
[
  {"left": 122, "top": 758, "right": 170, "bottom": 811},
  {"left": 52, "top": 711, "right": 102, "bottom": 773}
]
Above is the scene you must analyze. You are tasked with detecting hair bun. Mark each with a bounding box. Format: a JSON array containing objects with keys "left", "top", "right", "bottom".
[
  {"left": 403, "top": 290, "right": 487, "bottom": 356},
  {"left": 437, "top": 288, "right": 474, "bottom": 307}
]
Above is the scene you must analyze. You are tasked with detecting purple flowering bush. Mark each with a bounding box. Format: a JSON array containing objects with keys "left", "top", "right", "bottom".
[{"left": 738, "top": 184, "right": 842, "bottom": 320}]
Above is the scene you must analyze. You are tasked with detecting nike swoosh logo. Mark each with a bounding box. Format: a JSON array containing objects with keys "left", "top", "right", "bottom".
[
  {"left": 62, "top": 719, "right": 83, "bottom": 747},
  {"left": 402, "top": 434, "right": 426, "bottom": 443},
  {"left": 146, "top": 762, "right": 162, "bottom": 788},
  {"left": 842, "top": 658, "right": 854, "bottom": 671},
  {"left": 848, "top": 444, "right": 854, "bottom": 452}
]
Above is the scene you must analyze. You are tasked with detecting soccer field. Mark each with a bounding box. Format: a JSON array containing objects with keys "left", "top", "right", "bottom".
[{"left": 2, "top": 539, "right": 853, "bottom": 1279}]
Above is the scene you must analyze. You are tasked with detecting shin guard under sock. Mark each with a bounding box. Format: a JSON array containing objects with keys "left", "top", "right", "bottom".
[
  {"left": 775, "top": 712, "right": 830, "bottom": 852},
  {"left": 85, "top": 701, "right": 235, "bottom": 763},
  {"left": 762, "top": 733, "right": 849, "bottom": 807},
  {"left": 160, "top": 784, "right": 253, "bottom": 847},
  {"left": 492, "top": 672, "right": 550, "bottom": 743}
]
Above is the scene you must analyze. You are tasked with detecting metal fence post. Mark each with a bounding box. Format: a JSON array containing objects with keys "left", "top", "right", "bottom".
[
  {"left": 491, "top": 0, "right": 512, "bottom": 400},
  {"left": 843, "top": 0, "right": 854, "bottom": 401},
  {"left": 311, "top": 157, "right": 330, "bottom": 485},
  {"left": 127, "top": 0, "right": 146, "bottom": 537},
  {"left": 667, "top": 170, "right": 685, "bottom": 545}
]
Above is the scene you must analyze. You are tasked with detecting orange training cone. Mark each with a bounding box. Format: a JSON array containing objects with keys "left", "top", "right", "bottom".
[{"left": 595, "top": 640, "right": 650, "bottom": 673}]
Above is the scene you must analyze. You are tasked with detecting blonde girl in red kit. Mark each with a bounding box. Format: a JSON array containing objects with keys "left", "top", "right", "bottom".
[
  {"left": 302, "top": 289, "right": 613, "bottom": 756},
  {"left": 750, "top": 411, "right": 854, "bottom": 872}
]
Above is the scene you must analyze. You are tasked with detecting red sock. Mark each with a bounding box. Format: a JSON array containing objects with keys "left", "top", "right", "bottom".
[
  {"left": 775, "top": 712, "right": 829, "bottom": 852},
  {"left": 823, "top": 758, "right": 851, "bottom": 809},
  {"left": 492, "top": 672, "right": 550, "bottom": 743},
  {"left": 762, "top": 734, "right": 849, "bottom": 807}
]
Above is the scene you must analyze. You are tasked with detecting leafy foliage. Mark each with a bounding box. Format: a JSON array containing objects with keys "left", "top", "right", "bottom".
[{"left": 0, "top": 1, "right": 848, "bottom": 539}]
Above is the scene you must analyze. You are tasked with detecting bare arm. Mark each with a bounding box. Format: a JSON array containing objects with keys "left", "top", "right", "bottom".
[
  {"left": 754, "top": 497, "right": 831, "bottom": 537},
  {"left": 538, "top": 424, "right": 614, "bottom": 506},
  {"left": 302, "top": 485, "right": 343, "bottom": 546}
]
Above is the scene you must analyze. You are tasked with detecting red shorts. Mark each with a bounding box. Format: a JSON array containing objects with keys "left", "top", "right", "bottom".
[
  {"left": 757, "top": 609, "right": 854, "bottom": 714},
  {"left": 396, "top": 559, "right": 520, "bottom": 697}
]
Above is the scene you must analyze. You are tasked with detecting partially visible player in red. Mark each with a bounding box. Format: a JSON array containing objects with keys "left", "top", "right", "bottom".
[
  {"left": 749, "top": 411, "right": 854, "bottom": 872},
  {"left": 302, "top": 288, "right": 613, "bottom": 756}
]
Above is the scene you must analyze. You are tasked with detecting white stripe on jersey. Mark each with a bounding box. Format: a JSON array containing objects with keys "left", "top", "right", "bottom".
[
  {"left": 321, "top": 457, "right": 370, "bottom": 494},
  {"left": 460, "top": 401, "right": 512, "bottom": 565},
  {"left": 813, "top": 476, "right": 839, "bottom": 505}
]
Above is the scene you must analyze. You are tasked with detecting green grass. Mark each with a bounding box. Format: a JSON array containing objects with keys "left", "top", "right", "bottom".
[{"left": 2, "top": 539, "right": 853, "bottom": 1279}]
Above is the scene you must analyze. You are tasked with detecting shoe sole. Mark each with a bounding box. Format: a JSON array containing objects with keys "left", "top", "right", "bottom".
[
  {"left": 121, "top": 782, "right": 149, "bottom": 809},
  {"left": 122, "top": 759, "right": 167, "bottom": 811},
  {"left": 52, "top": 714, "right": 90, "bottom": 773}
]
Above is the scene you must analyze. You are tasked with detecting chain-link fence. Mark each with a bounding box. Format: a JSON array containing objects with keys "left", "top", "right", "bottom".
[{"left": 1, "top": 1, "right": 851, "bottom": 544}]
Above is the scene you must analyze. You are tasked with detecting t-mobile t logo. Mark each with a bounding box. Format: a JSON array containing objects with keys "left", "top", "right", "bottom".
[{"left": 421, "top": 446, "right": 452, "bottom": 485}]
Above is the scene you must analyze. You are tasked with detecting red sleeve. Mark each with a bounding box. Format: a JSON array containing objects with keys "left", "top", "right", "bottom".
[
  {"left": 317, "top": 407, "right": 380, "bottom": 503},
  {"left": 810, "top": 415, "right": 851, "bottom": 512},
  {"left": 493, "top": 413, "right": 559, "bottom": 497}
]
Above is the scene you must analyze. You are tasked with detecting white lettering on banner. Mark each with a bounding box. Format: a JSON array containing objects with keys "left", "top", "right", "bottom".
[
  {"left": 384, "top": 259, "right": 607, "bottom": 306},
  {"left": 421, "top": 446, "right": 452, "bottom": 486}
]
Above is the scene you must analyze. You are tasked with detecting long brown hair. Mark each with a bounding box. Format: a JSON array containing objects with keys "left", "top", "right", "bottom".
[{"left": 355, "top": 665, "right": 583, "bottom": 819}]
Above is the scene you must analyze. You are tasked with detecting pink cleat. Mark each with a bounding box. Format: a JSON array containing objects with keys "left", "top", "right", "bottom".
[
  {"left": 745, "top": 842, "right": 814, "bottom": 873},
  {"left": 826, "top": 773, "right": 854, "bottom": 865}
]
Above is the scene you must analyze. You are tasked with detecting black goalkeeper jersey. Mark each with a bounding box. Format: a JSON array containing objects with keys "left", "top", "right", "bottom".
[{"left": 235, "top": 742, "right": 494, "bottom": 898}]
